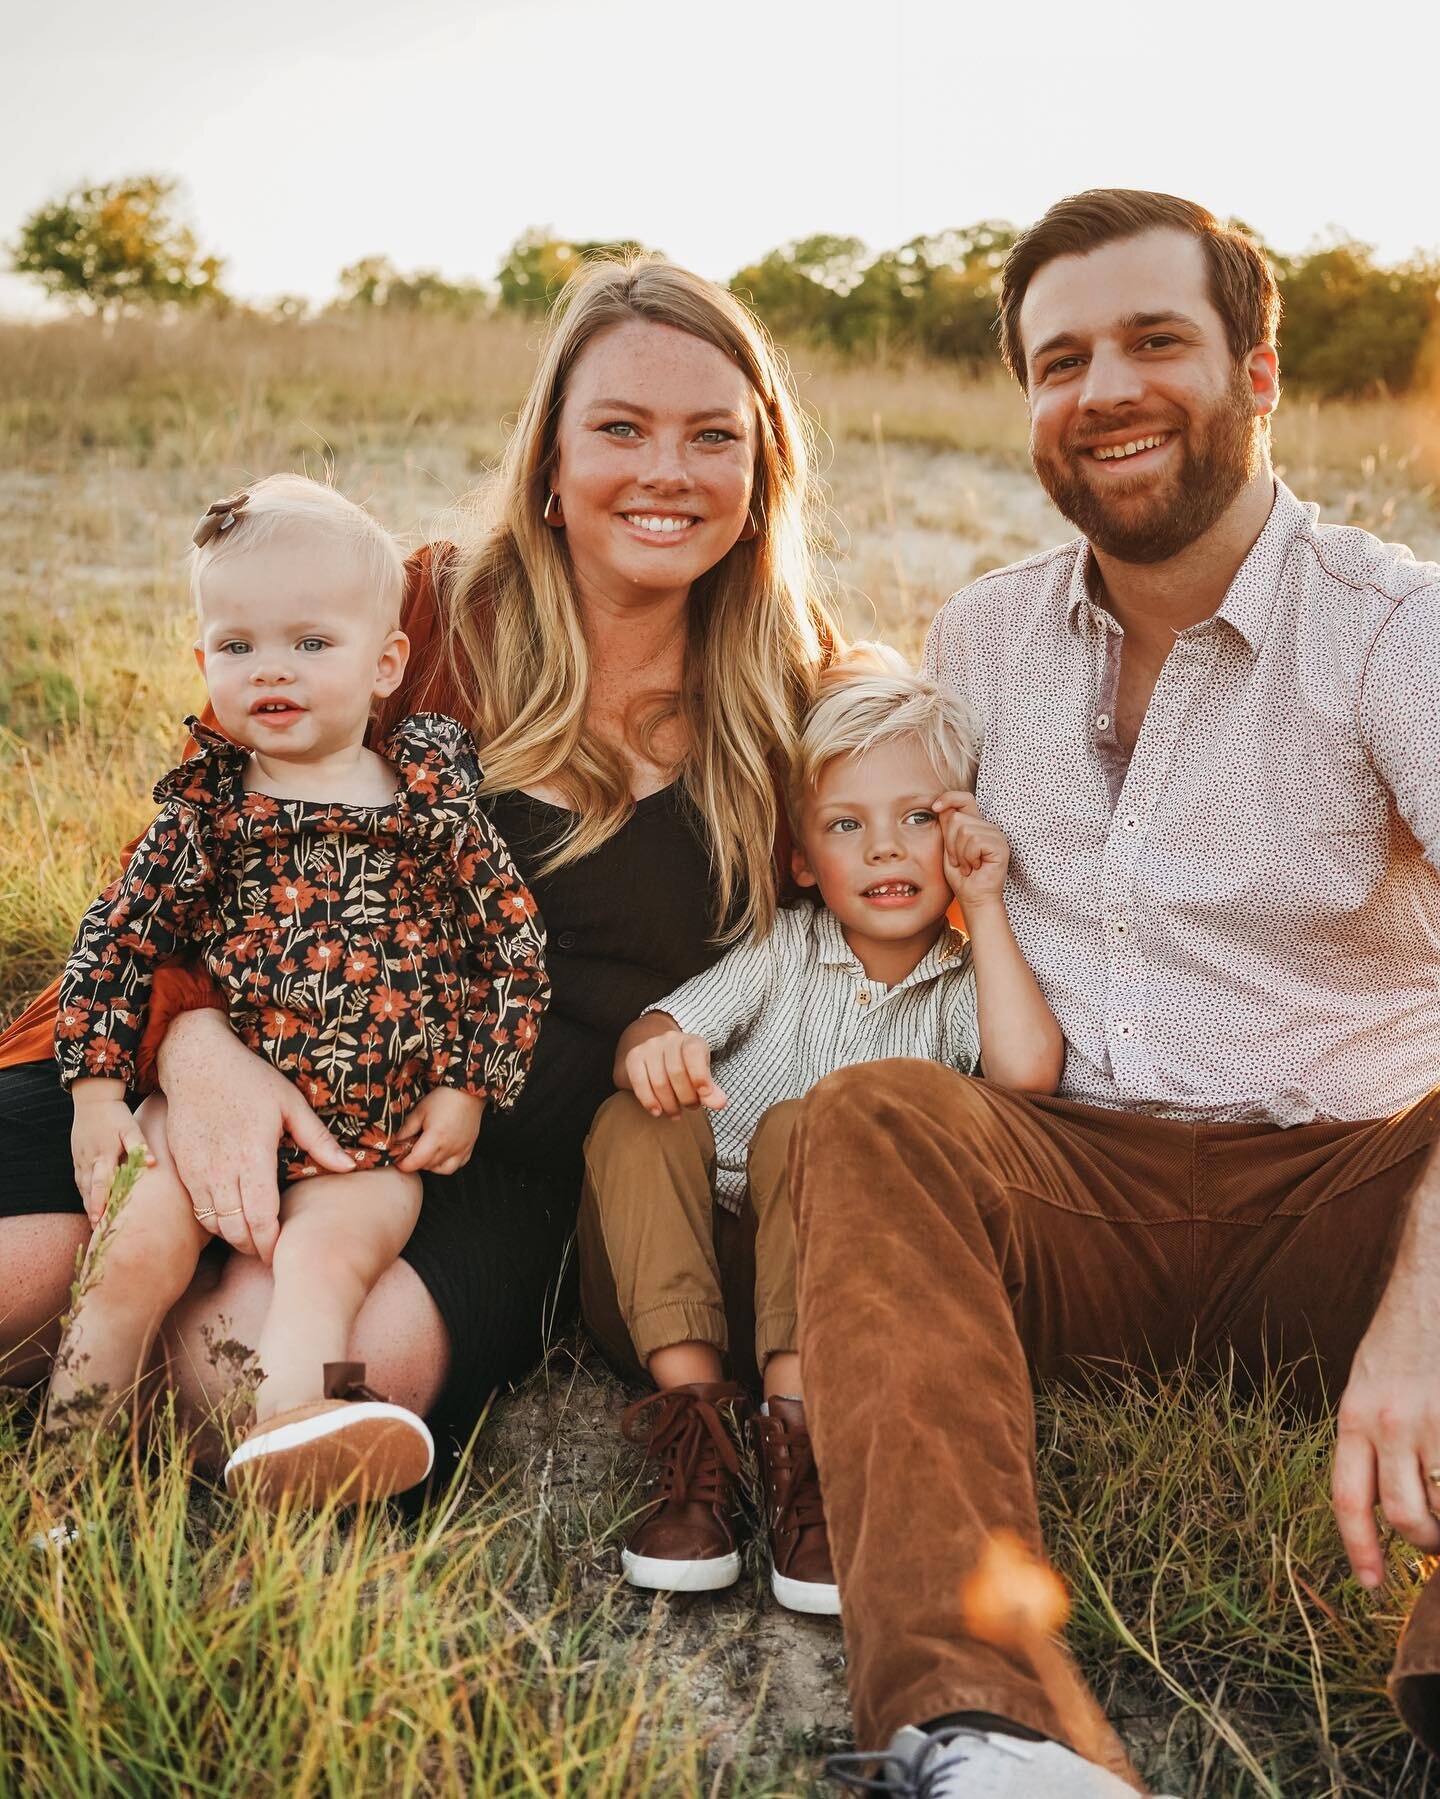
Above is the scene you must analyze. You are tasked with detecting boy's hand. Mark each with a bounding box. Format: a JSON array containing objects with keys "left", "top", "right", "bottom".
[
  {"left": 934, "top": 791, "right": 1011, "bottom": 910},
  {"left": 393, "top": 1087, "right": 484, "bottom": 1176},
  {"left": 625, "top": 1030, "right": 728, "bottom": 1119},
  {"left": 70, "top": 1081, "right": 156, "bottom": 1225}
]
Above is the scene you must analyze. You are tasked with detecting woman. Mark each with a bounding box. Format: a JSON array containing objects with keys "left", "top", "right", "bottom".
[{"left": 0, "top": 258, "right": 841, "bottom": 1454}]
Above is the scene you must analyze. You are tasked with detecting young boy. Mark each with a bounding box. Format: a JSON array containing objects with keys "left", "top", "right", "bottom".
[{"left": 579, "top": 662, "right": 1063, "bottom": 1613}]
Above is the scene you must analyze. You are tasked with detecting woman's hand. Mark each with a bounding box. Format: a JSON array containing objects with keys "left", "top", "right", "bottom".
[
  {"left": 156, "top": 1009, "right": 352, "bottom": 1264},
  {"left": 70, "top": 1079, "right": 156, "bottom": 1225},
  {"left": 934, "top": 790, "right": 1011, "bottom": 912},
  {"left": 394, "top": 1088, "right": 484, "bottom": 1176}
]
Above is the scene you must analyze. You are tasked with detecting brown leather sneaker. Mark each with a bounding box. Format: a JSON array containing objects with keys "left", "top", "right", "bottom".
[
  {"left": 754, "top": 1396, "right": 840, "bottom": 1615},
  {"left": 619, "top": 1381, "right": 747, "bottom": 1592},
  {"left": 222, "top": 1362, "right": 434, "bottom": 1509}
]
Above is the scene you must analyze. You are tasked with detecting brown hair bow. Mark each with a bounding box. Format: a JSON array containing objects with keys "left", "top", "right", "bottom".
[{"left": 192, "top": 489, "right": 250, "bottom": 549}]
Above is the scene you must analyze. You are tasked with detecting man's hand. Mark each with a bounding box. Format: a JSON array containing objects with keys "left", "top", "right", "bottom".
[
  {"left": 393, "top": 1088, "right": 484, "bottom": 1176},
  {"left": 156, "top": 1009, "right": 352, "bottom": 1265},
  {"left": 70, "top": 1079, "right": 156, "bottom": 1225},
  {"left": 1334, "top": 1286, "right": 1440, "bottom": 1586},
  {"left": 624, "top": 1029, "right": 728, "bottom": 1119},
  {"left": 933, "top": 791, "right": 1011, "bottom": 911}
]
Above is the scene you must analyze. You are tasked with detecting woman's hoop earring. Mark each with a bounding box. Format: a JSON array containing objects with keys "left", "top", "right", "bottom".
[{"left": 543, "top": 490, "right": 564, "bottom": 526}]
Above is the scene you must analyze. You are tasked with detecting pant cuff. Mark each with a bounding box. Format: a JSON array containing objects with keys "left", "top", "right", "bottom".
[
  {"left": 630, "top": 1301, "right": 729, "bottom": 1365},
  {"left": 756, "top": 1310, "right": 798, "bottom": 1369},
  {"left": 864, "top": 1682, "right": 1067, "bottom": 1758}
]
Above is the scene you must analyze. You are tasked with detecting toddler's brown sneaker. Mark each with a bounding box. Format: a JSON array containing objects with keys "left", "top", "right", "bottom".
[
  {"left": 754, "top": 1396, "right": 840, "bottom": 1615},
  {"left": 222, "top": 1361, "right": 433, "bottom": 1509},
  {"left": 619, "top": 1381, "right": 747, "bottom": 1592}
]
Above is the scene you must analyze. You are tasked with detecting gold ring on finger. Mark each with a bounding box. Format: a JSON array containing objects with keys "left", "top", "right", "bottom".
[
  {"left": 193, "top": 1208, "right": 216, "bottom": 1221},
  {"left": 213, "top": 1208, "right": 244, "bottom": 1218},
  {"left": 1427, "top": 1467, "right": 1440, "bottom": 1489}
]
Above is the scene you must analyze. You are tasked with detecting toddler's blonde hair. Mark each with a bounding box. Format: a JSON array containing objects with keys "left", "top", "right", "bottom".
[
  {"left": 189, "top": 474, "right": 406, "bottom": 625},
  {"left": 789, "top": 645, "right": 982, "bottom": 827}
]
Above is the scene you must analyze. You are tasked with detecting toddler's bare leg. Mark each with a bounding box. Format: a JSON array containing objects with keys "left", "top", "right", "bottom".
[
  {"left": 46, "top": 1095, "right": 210, "bottom": 1432},
  {"left": 254, "top": 1167, "right": 422, "bottom": 1420}
]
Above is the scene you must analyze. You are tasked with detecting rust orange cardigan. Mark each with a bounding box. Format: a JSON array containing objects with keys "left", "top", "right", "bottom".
[{"left": 1, "top": 543, "right": 804, "bottom": 1085}]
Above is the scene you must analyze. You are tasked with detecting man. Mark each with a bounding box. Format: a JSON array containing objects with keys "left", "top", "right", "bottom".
[{"left": 799, "top": 190, "right": 1440, "bottom": 1798}]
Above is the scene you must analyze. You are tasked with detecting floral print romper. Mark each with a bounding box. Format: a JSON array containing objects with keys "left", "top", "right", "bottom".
[{"left": 56, "top": 713, "right": 549, "bottom": 1182}]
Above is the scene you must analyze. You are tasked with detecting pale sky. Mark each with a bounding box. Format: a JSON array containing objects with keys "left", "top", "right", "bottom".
[{"left": 3, "top": 0, "right": 1437, "bottom": 318}]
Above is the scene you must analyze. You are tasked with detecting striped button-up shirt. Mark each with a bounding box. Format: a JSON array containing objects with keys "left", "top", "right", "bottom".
[
  {"left": 649, "top": 904, "right": 979, "bottom": 1210},
  {"left": 924, "top": 480, "right": 1440, "bottom": 1126}
]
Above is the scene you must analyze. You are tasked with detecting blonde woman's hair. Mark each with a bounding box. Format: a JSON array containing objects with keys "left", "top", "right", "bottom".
[
  {"left": 190, "top": 474, "right": 406, "bottom": 625},
  {"left": 789, "top": 653, "right": 982, "bottom": 828},
  {"left": 439, "top": 256, "right": 843, "bottom": 941}
]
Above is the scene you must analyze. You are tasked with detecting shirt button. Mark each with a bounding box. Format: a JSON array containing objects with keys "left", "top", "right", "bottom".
[
  {"left": 1095, "top": 713, "right": 1110, "bottom": 730},
  {"left": 1115, "top": 920, "right": 1128, "bottom": 935},
  {"left": 857, "top": 990, "right": 871, "bottom": 1006},
  {"left": 557, "top": 930, "right": 577, "bottom": 950},
  {"left": 1116, "top": 1020, "right": 1134, "bottom": 1038},
  {"left": 1123, "top": 815, "right": 1138, "bottom": 832}
]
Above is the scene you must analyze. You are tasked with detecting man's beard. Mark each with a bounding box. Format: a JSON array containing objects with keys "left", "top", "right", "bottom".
[{"left": 1031, "top": 366, "right": 1261, "bottom": 565}]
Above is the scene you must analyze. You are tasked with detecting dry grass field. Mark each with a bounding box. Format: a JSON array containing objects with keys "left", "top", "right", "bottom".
[{"left": 2, "top": 310, "right": 1440, "bottom": 1795}]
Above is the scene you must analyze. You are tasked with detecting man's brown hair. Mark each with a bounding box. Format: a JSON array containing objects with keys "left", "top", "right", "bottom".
[{"left": 997, "top": 189, "right": 1281, "bottom": 388}]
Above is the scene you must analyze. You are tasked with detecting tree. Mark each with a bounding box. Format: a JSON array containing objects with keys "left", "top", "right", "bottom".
[
  {"left": 494, "top": 229, "right": 656, "bottom": 312},
  {"left": 11, "top": 175, "right": 225, "bottom": 318},
  {"left": 334, "top": 255, "right": 489, "bottom": 317},
  {"left": 1273, "top": 237, "right": 1440, "bottom": 396}
]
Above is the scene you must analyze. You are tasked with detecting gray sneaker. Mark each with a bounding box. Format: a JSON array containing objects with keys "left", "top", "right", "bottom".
[{"left": 826, "top": 1725, "right": 1146, "bottom": 1796}]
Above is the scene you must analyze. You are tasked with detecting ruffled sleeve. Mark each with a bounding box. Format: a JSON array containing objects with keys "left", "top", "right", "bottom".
[
  {"left": 380, "top": 711, "right": 550, "bottom": 1108},
  {"left": 55, "top": 795, "right": 221, "bottom": 1092}
]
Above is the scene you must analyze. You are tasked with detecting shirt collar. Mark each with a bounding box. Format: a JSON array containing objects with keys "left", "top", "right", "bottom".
[
  {"left": 1064, "top": 479, "right": 1310, "bottom": 656},
  {"left": 812, "top": 904, "right": 970, "bottom": 989}
]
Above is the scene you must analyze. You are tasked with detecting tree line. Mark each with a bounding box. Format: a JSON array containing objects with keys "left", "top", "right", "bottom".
[{"left": 10, "top": 176, "right": 1439, "bottom": 399}]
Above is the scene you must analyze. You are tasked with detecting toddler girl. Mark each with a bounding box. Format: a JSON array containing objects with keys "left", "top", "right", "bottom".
[{"left": 49, "top": 475, "right": 548, "bottom": 1504}]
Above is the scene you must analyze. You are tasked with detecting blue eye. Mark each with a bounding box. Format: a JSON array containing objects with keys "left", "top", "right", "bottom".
[
  {"left": 220, "top": 641, "right": 251, "bottom": 655},
  {"left": 297, "top": 637, "right": 328, "bottom": 652},
  {"left": 601, "top": 421, "right": 639, "bottom": 438},
  {"left": 905, "top": 809, "right": 937, "bottom": 826},
  {"left": 826, "top": 818, "right": 860, "bottom": 833},
  {"left": 697, "top": 429, "right": 735, "bottom": 444}
]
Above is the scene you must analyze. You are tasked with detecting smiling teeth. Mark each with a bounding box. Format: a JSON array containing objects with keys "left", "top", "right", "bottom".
[
  {"left": 866, "top": 882, "right": 916, "bottom": 896},
  {"left": 625, "top": 515, "right": 693, "bottom": 533},
  {"left": 1092, "top": 435, "right": 1168, "bottom": 460}
]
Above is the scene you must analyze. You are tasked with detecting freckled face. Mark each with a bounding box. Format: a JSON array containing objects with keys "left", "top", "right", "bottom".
[
  {"left": 549, "top": 318, "right": 758, "bottom": 604},
  {"left": 1020, "top": 230, "right": 1272, "bottom": 562},
  {"left": 792, "top": 738, "right": 953, "bottom": 949},
  {"left": 195, "top": 533, "right": 407, "bottom": 759}
]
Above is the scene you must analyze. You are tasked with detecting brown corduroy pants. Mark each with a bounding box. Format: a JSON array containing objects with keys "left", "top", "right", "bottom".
[
  {"left": 790, "top": 1059, "right": 1440, "bottom": 1767},
  {"left": 578, "top": 1091, "right": 802, "bottom": 1389}
]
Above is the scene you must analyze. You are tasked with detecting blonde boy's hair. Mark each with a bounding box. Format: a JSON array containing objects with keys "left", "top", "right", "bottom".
[
  {"left": 789, "top": 649, "right": 982, "bottom": 827},
  {"left": 190, "top": 474, "right": 407, "bottom": 625}
]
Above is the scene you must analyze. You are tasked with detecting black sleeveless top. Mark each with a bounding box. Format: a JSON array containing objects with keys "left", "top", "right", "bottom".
[{"left": 478, "top": 783, "right": 728, "bottom": 1176}]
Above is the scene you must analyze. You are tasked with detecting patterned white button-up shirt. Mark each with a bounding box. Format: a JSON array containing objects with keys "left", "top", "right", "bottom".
[
  {"left": 648, "top": 904, "right": 979, "bottom": 1209},
  {"left": 924, "top": 480, "right": 1440, "bottom": 1126}
]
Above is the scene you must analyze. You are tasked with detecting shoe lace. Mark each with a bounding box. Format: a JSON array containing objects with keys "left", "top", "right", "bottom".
[
  {"left": 621, "top": 1389, "right": 740, "bottom": 1508},
  {"left": 825, "top": 1730, "right": 982, "bottom": 1797},
  {"left": 758, "top": 1412, "right": 826, "bottom": 1532}
]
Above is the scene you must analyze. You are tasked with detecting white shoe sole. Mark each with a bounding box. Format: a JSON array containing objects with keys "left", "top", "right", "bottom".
[
  {"left": 771, "top": 1562, "right": 841, "bottom": 1615},
  {"left": 622, "top": 1547, "right": 741, "bottom": 1592},
  {"left": 223, "top": 1402, "right": 434, "bottom": 1502}
]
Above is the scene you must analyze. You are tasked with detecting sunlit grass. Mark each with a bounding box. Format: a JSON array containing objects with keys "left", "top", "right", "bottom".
[{"left": 4, "top": 310, "right": 1440, "bottom": 1792}]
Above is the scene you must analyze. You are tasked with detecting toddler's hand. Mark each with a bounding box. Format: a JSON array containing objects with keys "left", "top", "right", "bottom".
[
  {"left": 70, "top": 1084, "right": 157, "bottom": 1226},
  {"left": 393, "top": 1088, "right": 484, "bottom": 1176},
  {"left": 933, "top": 790, "right": 1011, "bottom": 911},
  {"left": 626, "top": 1030, "right": 728, "bottom": 1119}
]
